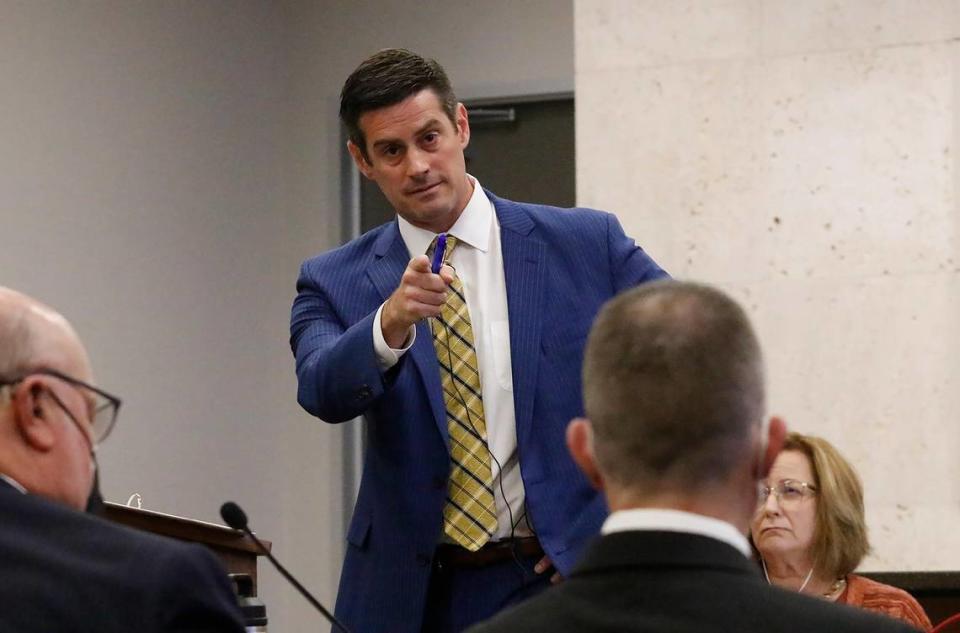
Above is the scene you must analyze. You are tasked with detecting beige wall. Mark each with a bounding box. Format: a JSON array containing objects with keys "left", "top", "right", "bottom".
[
  {"left": 0, "top": 1, "right": 572, "bottom": 630},
  {"left": 0, "top": 3, "right": 338, "bottom": 630},
  {"left": 576, "top": 0, "right": 960, "bottom": 570}
]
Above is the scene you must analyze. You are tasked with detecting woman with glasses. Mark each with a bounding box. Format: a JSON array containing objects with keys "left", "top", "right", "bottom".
[{"left": 751, "top": 432, "right": 931, "bottom": 631}]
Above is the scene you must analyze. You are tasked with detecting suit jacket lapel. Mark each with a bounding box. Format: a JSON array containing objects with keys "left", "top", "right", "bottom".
[
  {"left": 0, "top": 475, "right": 21, "bottom": 494},
  {"left": 366, "top": 222, "right": 448, "bottom": 445},
  {"left": 492, "top": 192, "right": 546, "bottom": 449},
  {"left": 364, "top": 193, "right": 549, "bottom": 449}
]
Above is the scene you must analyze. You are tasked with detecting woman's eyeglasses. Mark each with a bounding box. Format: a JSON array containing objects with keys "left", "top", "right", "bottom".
[{"left": 757, "top": 479, "right": 817, "bottom": 508}]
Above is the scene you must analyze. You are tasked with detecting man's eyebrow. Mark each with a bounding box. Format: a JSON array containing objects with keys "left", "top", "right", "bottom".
[
  {"left": 371, "top": 119, "right": 444, "bottom": 149},
  {"left": 371, "top": 137, "right": 401, "bottom": 151},
  {"left": 417, "top": 118, "right": 443, "bottom": 134}
]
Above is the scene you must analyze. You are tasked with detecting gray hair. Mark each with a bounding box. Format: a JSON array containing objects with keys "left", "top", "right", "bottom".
[
  {"left": 582, "top": 280, "right": 765, "bottom": 491},
  {"left": 0, "top": 291, "right": 39, "bottom": 382}
]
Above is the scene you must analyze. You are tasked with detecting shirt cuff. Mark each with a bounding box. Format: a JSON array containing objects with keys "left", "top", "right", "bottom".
[{"left": 373, "top": 303, "right": 416, "bottom": 371}]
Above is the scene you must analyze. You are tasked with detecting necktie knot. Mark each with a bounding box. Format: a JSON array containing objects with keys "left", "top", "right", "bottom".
[{"left": 428, "top": 234, "right": 459, "bottom": 266}]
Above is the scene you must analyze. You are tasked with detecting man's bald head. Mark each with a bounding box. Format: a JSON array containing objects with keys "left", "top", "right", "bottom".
[
  {"left": 0, "top": 287, "right": 96, "bottom": 509},
  {"left": 0, "top": 287, "right": 91, "bottom": 383}
]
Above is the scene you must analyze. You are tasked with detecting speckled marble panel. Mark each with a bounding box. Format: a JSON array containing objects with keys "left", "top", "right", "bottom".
[
  {"left": 761, "top": 0, "right": 960, "bottom": 58},
  {"left": 576, "top": 0, "right": 960, "bottom": 571},
  {"left": 576, "top": 0, "right": 759, "bottom": 72},
  {"left": 759, "top": 43, "right": 955, "bottom": 281},
  {"left": 725, "top": 272, "right": 960, "bottom": 570},
  {"left": 578, "top": 43, "right": 957, "bottom": 284},
  {"left": 577, "top": 60, "right": 768, "bottom": 279}
]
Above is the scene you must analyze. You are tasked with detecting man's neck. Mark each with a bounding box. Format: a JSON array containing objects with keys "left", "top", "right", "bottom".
[
  {"left": 435, "top": 174, "right": 475, "bottom": 234},
  {"left": 607, "top": 486, "right": 754, "bottom": 535}
]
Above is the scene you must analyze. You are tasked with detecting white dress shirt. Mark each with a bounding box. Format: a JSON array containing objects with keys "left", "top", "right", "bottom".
[
  {"left": 601, "top": 508, "right": 751, "bottom": 557},
  {"left": 373, "top": 176, "right": 529, "bottom": 541}
]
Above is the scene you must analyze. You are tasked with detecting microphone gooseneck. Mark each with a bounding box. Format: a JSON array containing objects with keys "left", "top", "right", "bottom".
[{"left": 220, "top": 501, "right": 351, "bottom": 633}]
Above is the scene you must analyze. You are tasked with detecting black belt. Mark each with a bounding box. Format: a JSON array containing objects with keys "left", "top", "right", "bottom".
[{"left": 434, "top": 537, "right": 543, "bottom": 569}]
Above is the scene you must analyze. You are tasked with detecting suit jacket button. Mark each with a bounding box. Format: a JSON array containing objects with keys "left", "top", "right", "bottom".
[
  {"left": 416, "top": 554, "right": 431, "bottom": 567},
  {"left": 356, "top": 385, "right": 372, "bottom": 401}
]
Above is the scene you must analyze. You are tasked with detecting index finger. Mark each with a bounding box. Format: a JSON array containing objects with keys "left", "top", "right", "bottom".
[{"left": 408, "top": 255, "right": 432, "bottom": 273}]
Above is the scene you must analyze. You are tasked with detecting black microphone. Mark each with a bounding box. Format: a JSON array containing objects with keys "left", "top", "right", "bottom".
[{"left": 220, "top": 501, "right": 350, "bottom": 633}]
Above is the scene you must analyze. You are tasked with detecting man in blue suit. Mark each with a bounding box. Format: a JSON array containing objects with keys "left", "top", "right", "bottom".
[{"left": 290, "top": 48, "right": 667, "bottom": 633}]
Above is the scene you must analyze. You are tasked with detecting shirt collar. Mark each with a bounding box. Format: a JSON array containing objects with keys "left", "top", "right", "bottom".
[
  {"left": 396, "top": 175, "right": 493, "bottom": 256},
  {"left": 0, "top": 473, "right": 27, "bottom": 494},
  {"left": 601, "top": 508, "right": 751, "bottom": 557}
]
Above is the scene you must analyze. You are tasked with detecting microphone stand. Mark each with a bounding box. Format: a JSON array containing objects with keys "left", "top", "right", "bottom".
[{"left": 221, "top": 502, "right": 350, "bottom": 633}]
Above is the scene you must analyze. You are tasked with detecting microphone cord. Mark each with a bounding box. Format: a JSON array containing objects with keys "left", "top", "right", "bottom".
[{"left": 222, "top": 508, "right": 351, "bottom": 633}]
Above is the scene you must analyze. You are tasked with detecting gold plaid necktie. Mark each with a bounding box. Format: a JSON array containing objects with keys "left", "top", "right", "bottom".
[{"left": 429, "top": 235, "right": 498, "bottom": 551}]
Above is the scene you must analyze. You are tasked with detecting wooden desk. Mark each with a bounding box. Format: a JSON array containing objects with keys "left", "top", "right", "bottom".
[
  {"left": 103, "top": 502, "right": 271, "bottom": 595},
  {"left": 863, "top": 571, "right": 960, "bottom": 626}
]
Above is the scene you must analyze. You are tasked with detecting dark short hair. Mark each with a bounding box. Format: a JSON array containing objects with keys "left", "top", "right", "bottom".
[
  {"left": 340, "top": 48, "right": 458, "bottom": 162},
  {"left": 582, "top": 281, "right": 765, "bottom": 491}
]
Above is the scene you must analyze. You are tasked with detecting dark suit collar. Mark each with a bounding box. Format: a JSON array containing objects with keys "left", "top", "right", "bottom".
[
  {"left": 0, "top": 473, "right": 27, "bottom": 494},
  {"left": 573, "top": 530, "right": 762, "bottom": 580}
]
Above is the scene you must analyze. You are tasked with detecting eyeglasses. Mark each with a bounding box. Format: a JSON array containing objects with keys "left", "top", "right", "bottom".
[
  {"left": 0, "top": 368, "right": 121, "bottom": 447},
  {"left": 757, "top": 479, "right": 817, "bottom": 508}
]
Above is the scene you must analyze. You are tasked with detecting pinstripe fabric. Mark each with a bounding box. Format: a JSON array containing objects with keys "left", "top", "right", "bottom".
[
  {"left": 429, "top": 235, "right": 498, "bottom": 551},
  {"left": 290, "top": 190, "right": 670, "bottom": 632}
]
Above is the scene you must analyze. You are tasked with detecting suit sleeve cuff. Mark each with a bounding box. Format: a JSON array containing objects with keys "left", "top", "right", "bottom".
[{"left": 373, "top": 303, "right": 416, "bottom": 371}]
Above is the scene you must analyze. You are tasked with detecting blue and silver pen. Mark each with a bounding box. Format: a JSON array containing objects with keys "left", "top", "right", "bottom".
[{"left": 430, "top": 233, "right": 447, "bottom": 274}]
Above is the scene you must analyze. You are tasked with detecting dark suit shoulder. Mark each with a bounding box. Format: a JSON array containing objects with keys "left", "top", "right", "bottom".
[
  {"left": 0, "top": 489, "right": 244, "bottom": 632},
  {"left": 467, "top": 564, "right": 917, "bottom": 633},
  {"left": 491, "top": 192, "right": 613, "bottom": 232},
  {"left": 4, "top": 488, "right": 206, "bottom": 558}
]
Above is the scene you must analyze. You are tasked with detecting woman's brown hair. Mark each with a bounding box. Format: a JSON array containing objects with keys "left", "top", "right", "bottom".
[{"left": 783, "top": 432, "right": 870, "bottom": 579}]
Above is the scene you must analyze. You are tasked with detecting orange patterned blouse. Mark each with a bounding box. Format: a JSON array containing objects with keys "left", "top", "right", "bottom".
[{"left": 838, "top": 574, "right": 932, "bottom": 631}]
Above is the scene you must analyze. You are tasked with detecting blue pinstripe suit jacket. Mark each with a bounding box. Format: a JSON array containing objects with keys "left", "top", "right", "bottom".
[{"left": 290, "top": 191, "right": 667, "bottom": 632}]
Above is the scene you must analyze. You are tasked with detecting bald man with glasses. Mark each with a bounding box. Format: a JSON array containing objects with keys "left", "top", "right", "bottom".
[{"left": 0, "top": 287, "right": 244, "bottom": 633}]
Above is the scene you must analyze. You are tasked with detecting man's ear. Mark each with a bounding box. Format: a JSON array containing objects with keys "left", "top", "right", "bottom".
[
  {"left": 347, "top": 140, "right": 374, "bottom": 179},
  {"left": 758, "top": 416, "right": 787, "bottom": 479},
  {"left": 12, "top": 379, "right": 57, "bottom": 452},
  {"left": 567, "top": 417, "right": 603, "bottom": 490},
  {"left": 455, "top": 102, "right": 470, "bottom": 149}
]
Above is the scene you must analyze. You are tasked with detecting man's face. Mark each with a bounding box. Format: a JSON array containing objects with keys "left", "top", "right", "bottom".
[
  {"left": 0, "top": 293, "right": 98, "bottom": 511},
  {"left": 41, "top": 367, "right": 98, "bottom": 511},
  {"left": 349, "top": 89, "right": 473, "bottom": 234},
  {"left": 28, "top": 329, "right": 98, "bottom": 511}
]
